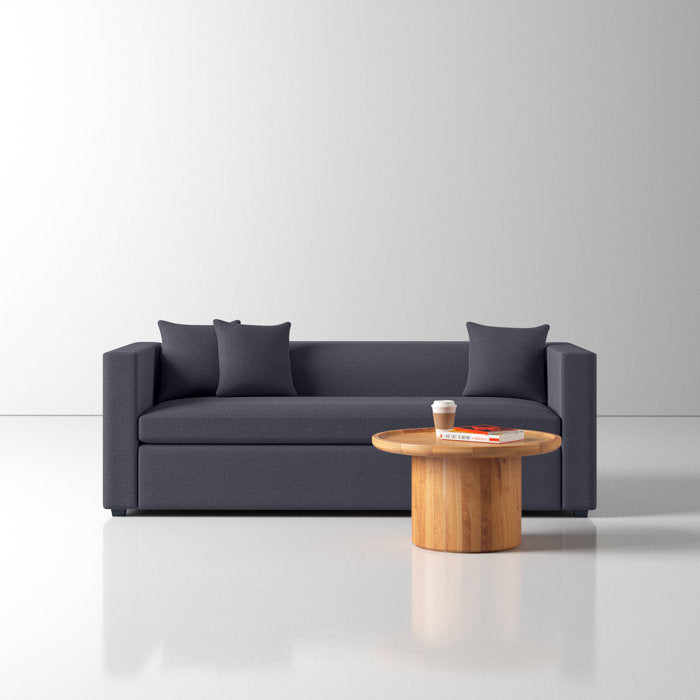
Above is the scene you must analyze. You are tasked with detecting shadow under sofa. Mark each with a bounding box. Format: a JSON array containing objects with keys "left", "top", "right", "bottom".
[{"left": 103, "top": 341, "right": 596, "bottom": 516}]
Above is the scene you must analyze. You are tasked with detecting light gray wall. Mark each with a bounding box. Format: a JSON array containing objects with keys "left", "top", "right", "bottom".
[{"left": 2, "top": 1, "right": 698, "bottom": 415}]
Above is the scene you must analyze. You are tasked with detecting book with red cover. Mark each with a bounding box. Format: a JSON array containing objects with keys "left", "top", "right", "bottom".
[{"left": 436, "top": 424, "right": 525, "bottom": 443}]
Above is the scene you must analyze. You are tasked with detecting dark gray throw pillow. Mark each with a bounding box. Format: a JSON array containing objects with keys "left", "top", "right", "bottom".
[
  {"left": 214, "top": 320, "right": 297, "bottom": 397},
  {"left": 462, "top": 322, "right": 550, "bottom": 403},
  {"left": 158, "top": 320, "right": 240, "bottom": 401}
]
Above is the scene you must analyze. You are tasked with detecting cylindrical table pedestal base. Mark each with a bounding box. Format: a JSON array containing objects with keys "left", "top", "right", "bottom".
[{"left": 411, "top": 455, "right": 522, "bottom": 553}]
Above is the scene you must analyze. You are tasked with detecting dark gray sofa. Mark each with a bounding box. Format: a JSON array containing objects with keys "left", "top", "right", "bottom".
[{"left": 103, "top": 341, "right": 596, "bottom": 516}]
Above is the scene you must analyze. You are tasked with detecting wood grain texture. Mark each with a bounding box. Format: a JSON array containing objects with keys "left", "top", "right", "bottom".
[
  {"left": 372, "top": 427, "right": 561, "bottom": 458},
  {"left": 411, "top": 456, "right": 522, "bottom": 553},
  {"left": 373, "top": 427, "right": 561, "bottom": 553}
]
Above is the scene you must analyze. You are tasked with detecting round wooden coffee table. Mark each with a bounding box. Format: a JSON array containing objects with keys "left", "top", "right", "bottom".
[{"left": 372, "top": 428, "right": 561, "bottom": 553}]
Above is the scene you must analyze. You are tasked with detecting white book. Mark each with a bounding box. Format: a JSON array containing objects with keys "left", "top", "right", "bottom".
[{"left": 436, "top": 426, "right": 525, "bottom": 443}]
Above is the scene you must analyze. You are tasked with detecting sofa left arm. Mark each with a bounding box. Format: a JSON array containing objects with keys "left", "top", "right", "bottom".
[{"left": 103, "top": 342, "right": 161, "bottom": 511}]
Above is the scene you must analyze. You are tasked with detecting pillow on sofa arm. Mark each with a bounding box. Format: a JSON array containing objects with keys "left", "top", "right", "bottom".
[
  {"left": 214, "top": 320, "right": 297, "bottom": 397},
  {"left": 462, "top": 322, "right": 549, "bottom": 403},
  {"left": 158, "top": 320, "right": 240, "bottom": 401}
]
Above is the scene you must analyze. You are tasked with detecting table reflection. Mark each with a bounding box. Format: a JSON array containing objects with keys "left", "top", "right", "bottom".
[{"left": 382, "top": 521, "right": 598, "bottom": 675}]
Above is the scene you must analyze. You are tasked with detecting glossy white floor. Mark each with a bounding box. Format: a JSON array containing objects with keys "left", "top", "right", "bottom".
[{"left": 1, "top": 417, "right": 699, "bottom": 699}]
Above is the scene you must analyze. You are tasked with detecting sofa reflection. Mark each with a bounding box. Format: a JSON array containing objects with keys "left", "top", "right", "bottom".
[
  {"left": 103, "top": 517, "right": 596, "bottom": 676},
  {"left": 102, "top": 516, "right": 412, "bottom": 672}
]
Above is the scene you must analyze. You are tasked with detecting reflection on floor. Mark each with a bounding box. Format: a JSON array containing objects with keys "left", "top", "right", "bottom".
[
  {"left": 1, "top": 417, "right": 699, "bottom": 698},
  {"left": 102, "top": 516, "right": 598, "bottom": 677}
]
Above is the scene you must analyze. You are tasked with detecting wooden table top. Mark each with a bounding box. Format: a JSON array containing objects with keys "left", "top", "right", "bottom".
[{"left": 372, "top": 427, "right": 561, "bottom": 458}]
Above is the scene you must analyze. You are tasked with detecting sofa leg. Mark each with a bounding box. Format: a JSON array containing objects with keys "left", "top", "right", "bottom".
[
  {"left": 111, "top": 509, "right": 127, "bottom": 517},
  {"left": 573, "top": 510, "right": 588, "bottom": 518}
]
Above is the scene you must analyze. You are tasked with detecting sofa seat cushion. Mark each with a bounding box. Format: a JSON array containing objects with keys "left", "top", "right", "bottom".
[{"left": 139, "top": 396, "right": 561, "bottom": 445}]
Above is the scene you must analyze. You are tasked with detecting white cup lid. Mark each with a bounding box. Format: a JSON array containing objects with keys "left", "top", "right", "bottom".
[{"left": 431, "top": 400, "right": 457, "bottom": 412}]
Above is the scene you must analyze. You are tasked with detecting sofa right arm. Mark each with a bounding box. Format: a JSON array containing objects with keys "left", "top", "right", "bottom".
[
  {"left": 547, "top": 343, "right": 597, "bottom": 512},
  {"left": 103, "top": 342, "right": 161, "bottom": 511}
]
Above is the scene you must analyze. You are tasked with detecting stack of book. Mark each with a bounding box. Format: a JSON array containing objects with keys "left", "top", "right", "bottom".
[{"left": 436, "top": 424, "right": 525, "bottom": 443}]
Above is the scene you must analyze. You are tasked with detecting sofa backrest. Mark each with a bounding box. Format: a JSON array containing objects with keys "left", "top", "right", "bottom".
[{"left": 289, "top": 341, "right": 469, "bottom": 396}]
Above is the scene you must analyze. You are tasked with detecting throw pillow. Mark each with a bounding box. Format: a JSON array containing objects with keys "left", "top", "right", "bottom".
[
  {"left": 214, "top": 320, "right": 297, "bottom": 396},
  {"left": 158, "top": 320, "right": 239, "bottom": 401},
  {"left": 462, "top": 322, "right": 550, "bottom": 402}
]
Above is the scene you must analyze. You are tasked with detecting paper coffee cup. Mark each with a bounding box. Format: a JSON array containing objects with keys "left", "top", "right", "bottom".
[{"left": 431, "top": 400, "right": 456, "bottom": 433}]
